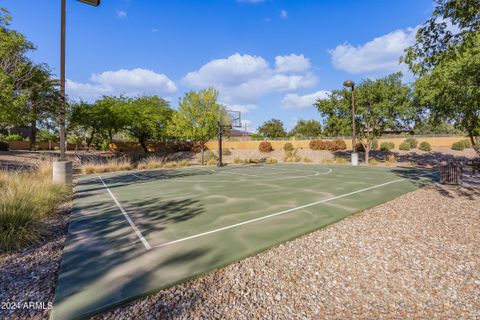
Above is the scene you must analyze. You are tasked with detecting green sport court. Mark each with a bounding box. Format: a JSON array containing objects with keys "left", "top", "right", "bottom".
[{"left": 51, "top": 163, "right": 435, "bottom": 319}]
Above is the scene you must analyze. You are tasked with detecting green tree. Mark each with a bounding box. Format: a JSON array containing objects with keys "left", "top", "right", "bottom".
[
  {"left": 168, "top": 88, "right": 224, "bottom": 163},
  {"left": 316, "top": 73, "right": 413, "bottom": 163},
  {"left": 289, "top": 119, "right": 322, "bottom": 138},
  {"left": 414, "top": 33, "right": 480, "bottom": 147},
  {"left": 122, "top": 96, "right": 173, "bottom": 153},
  {"left": 402, "top": 0, "right": 480, "bottom": 75},
  {"left": 257, "top": 119, "right": 286, "bottom": 138}
]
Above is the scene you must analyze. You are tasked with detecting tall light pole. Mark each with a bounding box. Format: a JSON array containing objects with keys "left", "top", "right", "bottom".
[
  {"left": 53, "top": 0, "right": 100, "bottom": 184},
  {"left": 343, "top": 80, "right": 358, "bottom": 166}
]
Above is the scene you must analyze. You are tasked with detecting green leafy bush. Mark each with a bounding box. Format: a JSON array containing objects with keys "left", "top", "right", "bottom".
[
  {"left": 283, "top": 142, "right": 294, "bottom": 152},
  {"left": 419, "top": 141, "right": 431, "bottom": 151},
  {"left": 399, "top": 142, "right": 411, "bottom": 151},
  {"left": 259, "top": 141, "right": 273, "bottom": 153},
  {"left": 380, "top": 142, "right": 395, "bottom": 152},
  {"left": 451, "top": 141, "right": 465, "bottom": 150},
  {"left": 5, "top": 134, "right": 23, "bottom": 141},
  {"left": 461, "top": 139, "right": 472, "bottom": 148},
  {"left": 0, "top": 141, "right": 8, "bottom": 151},
  {"left": 404, "top": 137, "right": 418, "bottom": 149}
]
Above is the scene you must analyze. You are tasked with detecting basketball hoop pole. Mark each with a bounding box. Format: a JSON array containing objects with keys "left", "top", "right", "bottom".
[{"left": 217, "top": 106, "right": 223, "bottom": 167}]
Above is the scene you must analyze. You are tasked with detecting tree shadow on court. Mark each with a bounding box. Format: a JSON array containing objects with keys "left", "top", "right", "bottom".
[
  {"left": 76, "top": 168, "right": 216, "bottom": 194},
  {"left": 54, "top": 193, "right": 212, "bottom": 319}
]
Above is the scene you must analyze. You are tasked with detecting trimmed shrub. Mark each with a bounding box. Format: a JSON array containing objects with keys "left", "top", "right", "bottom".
[
  {"left": 259, "top": 141, "right": 273, "bottom": 153},
  {"left": 404, "top": 137, "right": 418, "bottom": 149},
  {"left": 332, "top": 139, "right": 347, "bottom": 150},
  {"left": 419, "top": 141, "right": 431, "bottom": 152},
  {"left": 0, "top": 141, "right": 8, "bottom": 151},
  {"left": 380, "top": 142, "right": 395, "bottom": 152},
  {"left": 283, "top": 142, "right": 294, "bottom": 152},
  {"left": 324, "top": 141, "right": 335, "bottom": 151},
  {"left": 461, "top": 139, "right": 472, "bottom": 148},
  {"left": 451, "top": 141, "right": 466, "bottom": 151},
  {"left": 399, "top": 142, "right": 411, "bottom": 151},
  {"left": 309, "top": 140, "right": 325, "bottom": 150}
]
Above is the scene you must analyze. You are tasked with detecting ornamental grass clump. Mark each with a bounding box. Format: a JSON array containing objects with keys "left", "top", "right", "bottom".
[{"left": 0, "top": 162, "right": 70, "bottom": 252}]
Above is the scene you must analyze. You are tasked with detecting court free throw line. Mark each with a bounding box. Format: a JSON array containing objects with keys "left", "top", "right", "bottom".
[
  {"left": 153, "top": 177, "right": 407, "bottom": 248},
  {"left": 98, "top": 176, "right": 152, "bottom": 250}
]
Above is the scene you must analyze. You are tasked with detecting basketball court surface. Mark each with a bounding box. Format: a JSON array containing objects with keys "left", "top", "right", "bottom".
[{"left": 51, "top": 163, "right": 435, "bottom": 319}]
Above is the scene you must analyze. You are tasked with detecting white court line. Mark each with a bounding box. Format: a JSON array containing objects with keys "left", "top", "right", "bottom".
[
  {"left": 98, "top": 176, "right": 152, "bottom": 250},
  {"left": 153, "top": 177, "right": 407, "bottom": 248}
]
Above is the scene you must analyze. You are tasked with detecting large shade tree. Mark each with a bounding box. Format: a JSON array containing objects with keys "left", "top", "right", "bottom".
[
  {"left": 289, "top": 119, "right": 322, "bottom": 138},
  {"left": 316, "top": 72, "right": 414, "bottom": 163},
  {"left": 403, "top": 0, "right": 480, "bottom": 150},
  {"left": 257, "top": 119, "right": 287, "bottom": 138},
  {"left": 168, "top": 88, "right": 224, "bottom": 164}
]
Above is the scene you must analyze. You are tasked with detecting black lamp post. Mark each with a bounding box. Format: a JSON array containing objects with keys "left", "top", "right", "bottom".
[{"left": 343, "top": 80, "right": 358, "bottom": 165}]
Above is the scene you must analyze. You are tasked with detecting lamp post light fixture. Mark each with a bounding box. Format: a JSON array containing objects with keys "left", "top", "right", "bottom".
[
  {"left": 343, "top": 80, "right": 358, "bottom": 166},
  {"left": 53, "top": 0, "right": 100, "bottom": 185}
]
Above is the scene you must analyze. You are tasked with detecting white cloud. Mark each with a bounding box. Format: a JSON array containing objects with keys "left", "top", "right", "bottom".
[
  {"left": 116, "top": 10, "right": 127, "bottom": 18},
  {"left": 67, "top": 68, "right": 177, "bottom": 101},
  {"left": 275, "top": 54, "right": 310, "bottom": 73},
  {"left": 183, "top": 53, "right": 317, "bottom": 103},
  {"left": 281, "top": 90, "right": 330, "bottom": 108},
  {"left": 223, "top": 103, "right": 257, "bottom": 114},
  {"left": 329, "top": 27, "right": 418, "bottom": 74},
  {"left": 280, "top": 10, "right": 288, "bottom": 19}
]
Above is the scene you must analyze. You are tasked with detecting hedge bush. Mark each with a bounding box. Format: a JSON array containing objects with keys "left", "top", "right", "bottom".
[
  {"left": 380, "top": 142, "right": 395, "bottom": 152},
  {"left": 332, "top": 139, "right": 347, "bottom": 150},
  {"left": 309, "top": 140, "right": 324, "bottom": 150},
  {"left": 451, "top": 141, "right": 466, "bottom": 150},
  {"left": 283, "top": 142, "right": 294, "bottom": 152},
  {"left": 404, "top": 137, "right": 418, "bottom": 149},
  {"left": 259, "top": 141, "right": 273, "bottom": 153},
  {"left": 399, "top": 142, "right": 411, "bottom": 151},
  {"left": 461, "top": 139, "right": 472, "bottom": 148},
  {"left": 0, "top": 141, "right": 8, "bottom": 151},
  {"left": 419, "top": 141, "right": 431, "bottom": 151}
]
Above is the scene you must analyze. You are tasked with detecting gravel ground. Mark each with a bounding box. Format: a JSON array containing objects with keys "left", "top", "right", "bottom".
[
  {"left": 0, "top": 206, "right": 70, "bottom": 320},
  {"left": 94, "top": 184, "right": 480, "bottom": 320}
]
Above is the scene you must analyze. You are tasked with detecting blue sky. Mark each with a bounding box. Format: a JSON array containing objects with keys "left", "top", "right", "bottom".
[{"left": 5, "top": 0, "right": 434, "bottom": 132}]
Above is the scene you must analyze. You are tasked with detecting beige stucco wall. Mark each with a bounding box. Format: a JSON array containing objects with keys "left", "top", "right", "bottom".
[{"left": 206, "top": 136, "right": 468, "bottom": 150}]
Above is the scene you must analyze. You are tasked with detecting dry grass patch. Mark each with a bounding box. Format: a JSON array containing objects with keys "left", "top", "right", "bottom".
[
  {"left": 83, "top": 159, "right": 133, "bottom": 174},
  {"left": 0, "top": 162, "right": 70, "bottom": 252},
  {"left": 137, "top": 156, "right": 165, "bottom": 170},
  {"left": 265, "top": 157, "right": 278, "bottom": 164}
]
